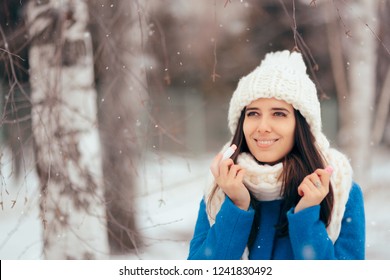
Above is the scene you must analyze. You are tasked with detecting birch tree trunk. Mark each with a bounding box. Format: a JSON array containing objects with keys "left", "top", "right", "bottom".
[
  {"left": 325, "top": 1, "right": 350, "bottom": 141},
  {"left": 27, "top": 0, "right": 109, "bottom": 259},
  {"left": 372, "top": 0, "right": 390, "bottom": 145},
  {"left": 338, "top": 0, "right": 379, "bottom": 187},
  {"left": 89, "top": 0, "right": 148, "bottom": 254}
]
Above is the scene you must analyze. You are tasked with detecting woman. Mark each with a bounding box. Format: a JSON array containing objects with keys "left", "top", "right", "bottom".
[{"left": 187, "top": 50, "right": 365, "bottom": 260}]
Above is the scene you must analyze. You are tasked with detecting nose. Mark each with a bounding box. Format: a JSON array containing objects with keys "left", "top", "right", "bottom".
[{"left": 256, "top": 116, "right": 272, "bottom": 133}]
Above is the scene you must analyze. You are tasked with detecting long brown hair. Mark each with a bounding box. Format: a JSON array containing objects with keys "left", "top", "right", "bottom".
[{"left": 207, "top": 107, "right": 334, "bottom": 246}]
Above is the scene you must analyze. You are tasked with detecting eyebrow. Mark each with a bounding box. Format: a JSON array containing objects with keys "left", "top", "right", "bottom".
[{"left": 246, "top": 107, "right": 292, "bottom": 113}]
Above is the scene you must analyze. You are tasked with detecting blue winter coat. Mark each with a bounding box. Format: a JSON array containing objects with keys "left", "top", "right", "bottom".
[{"left": 188, "top": 182, "right": 365, "bottom": 260}]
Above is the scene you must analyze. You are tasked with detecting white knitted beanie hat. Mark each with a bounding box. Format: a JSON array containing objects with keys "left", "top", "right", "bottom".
[{"left": 228, "top": 50, "right": 329, "bottom": 151}]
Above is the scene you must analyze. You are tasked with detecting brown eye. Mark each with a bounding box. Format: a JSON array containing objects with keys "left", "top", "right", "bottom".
[
  {"left": 274, "top": 111, "right": 287, "bottom": 117},
  {"left": 246, "top": 111, "right": 259, "bottom": 117}
]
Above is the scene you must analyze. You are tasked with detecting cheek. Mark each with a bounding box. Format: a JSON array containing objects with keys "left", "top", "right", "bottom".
[
  {"left": 242, "top": 120, "right": 251, "bottom": 138},
  {"left": 285, "top": 123, "right": 296, "bottom": 144},
  {"left": 243, "top": 119, "right": 258, "bottom": 140}
]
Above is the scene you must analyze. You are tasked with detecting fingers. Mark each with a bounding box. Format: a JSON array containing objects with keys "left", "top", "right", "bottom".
[
  {"left": 212, "top": 158, "right": 248, "bottom": 209},
  {"left": 210, "top": 146, "right": 245, "bottom": 197},
  {"left": 297, "top": 181, "right": 311, "bottom": 196},
  {"left": 210, "top": 153, "right": 237, "bottom": 180},
  {"left": 297, "top": 176, "right": 320, "bottom": 196},
  {"left": 210, "top": 144, "right": 237, "bottom": 178},
  {"left": 297, "top": 168, "right": 332, "bottom": 197},
  {"left": 314, "top": 165, "right": 333, "bottom": 191},
  {"left": 236, "top": 168, "right": 246, "bottom": 182},
  {"left": 227, "top": 163, "right": 243, "bottom": 180},
  {"left": 308, "top": 173, "right": 323, "bottom": 189},
  {"left": 294, "top": 166, "right": 334, "bottom": 213},
  {"left": 325, "top": 166, "right": 334, "bottom": 174},
  {"left": 220, "top": 159, "right": 235, "bottom": 178}
]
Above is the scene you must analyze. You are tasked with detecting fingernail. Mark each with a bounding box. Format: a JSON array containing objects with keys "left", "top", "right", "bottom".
[{"left": 325, "top": 166, "right": 334, "bottom": 174}]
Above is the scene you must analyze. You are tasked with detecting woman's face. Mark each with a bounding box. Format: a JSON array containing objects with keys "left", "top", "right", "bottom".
[{"left": 243, "top": 98, "right": 296, "bottom": 165}]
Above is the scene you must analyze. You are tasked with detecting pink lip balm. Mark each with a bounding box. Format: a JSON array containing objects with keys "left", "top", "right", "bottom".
[{"left": 222, "top": 144, "right": 237, "bottom": 160}]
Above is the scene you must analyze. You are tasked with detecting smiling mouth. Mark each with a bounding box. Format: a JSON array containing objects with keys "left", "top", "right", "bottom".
[{"left": 255, "top": 139, "right": 278, "bottom": 148}]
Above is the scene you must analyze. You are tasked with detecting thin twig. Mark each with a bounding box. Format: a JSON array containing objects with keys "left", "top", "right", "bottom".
[
  {"left": 211, "top": 0, "right": 220, "bottom": 82},
  {"left": 278, "top": 0, "right": 328, "bottom": 99},
  {"left": 292, "top": 0, "right": 299, "bottom": 50},
  {"left": 364, "top": 23, "right": 390, "bottom": 56},
  {"left": 0, "top": 47, "right": 25, "bottom": 61},
  {"left": 333, "top": 0, "right": 352, "bottom": 38}
]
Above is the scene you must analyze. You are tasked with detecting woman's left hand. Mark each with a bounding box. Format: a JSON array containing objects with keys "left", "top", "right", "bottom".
[{"left": 294, "top": 166, "right": 333, "bottom": 213}]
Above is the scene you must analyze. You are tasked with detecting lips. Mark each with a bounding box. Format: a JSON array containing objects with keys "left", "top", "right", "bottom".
[{"left": 255, "top": 138, "right": 278, "bottom": 148}]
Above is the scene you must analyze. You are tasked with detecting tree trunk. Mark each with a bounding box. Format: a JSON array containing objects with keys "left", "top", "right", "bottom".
[
  {"left": 325, "top": 1, "right": 350, "bottom": 142},
  {"left": 338, "top": 0, "right": 379, "bottom": 187},
  {"left": 89, "top": 0, "right": 148, "bottom": 254},
  {"left": 27, "top": 0, "right": 109, "bottom": 259},
  {"left": 373, "top": 69, "right": 390, "bottom": 144},
  {"left": 373, "top": 0, "right": 390, "bottom": 145}
]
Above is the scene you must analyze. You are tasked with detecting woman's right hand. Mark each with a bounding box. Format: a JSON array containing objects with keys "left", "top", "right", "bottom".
[{"left": 210, "top": 150, "right": 250, "bottom": 210}]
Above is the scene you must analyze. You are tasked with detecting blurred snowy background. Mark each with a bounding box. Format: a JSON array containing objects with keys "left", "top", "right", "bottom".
[{"left": 1, "top": 0, "right": 390, "bottom": 260}]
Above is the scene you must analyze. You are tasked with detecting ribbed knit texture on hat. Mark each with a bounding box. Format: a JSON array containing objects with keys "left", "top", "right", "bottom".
[{"left": 227, "top": 50, "right": 328, "bottom": 149}]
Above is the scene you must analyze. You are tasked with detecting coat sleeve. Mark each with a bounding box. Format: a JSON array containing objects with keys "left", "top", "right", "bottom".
[
  {"left": 287, "top": 182, "right": 365, "bottom": 260},
  {"left": 187, "top": 196, "right": 255, "bottom": 260}
]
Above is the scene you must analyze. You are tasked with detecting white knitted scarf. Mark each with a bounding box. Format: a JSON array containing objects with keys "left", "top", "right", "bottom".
[{"left": 204, "top": 148, "right": 353, "bottom": 245}]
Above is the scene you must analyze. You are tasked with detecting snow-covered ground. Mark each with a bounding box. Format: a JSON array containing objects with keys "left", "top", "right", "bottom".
[{"left": 1, "top": 147, "right": 390, "bottom": 260}]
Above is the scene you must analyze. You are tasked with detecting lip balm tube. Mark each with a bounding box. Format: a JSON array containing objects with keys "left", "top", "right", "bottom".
[{"left": 222, "top": 144, "right": 237, "bottom": 160}]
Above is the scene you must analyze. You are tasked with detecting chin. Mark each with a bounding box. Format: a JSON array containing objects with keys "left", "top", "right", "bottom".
[{"left": 254, "top": 155, "right": 283, "bottom": 165}]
